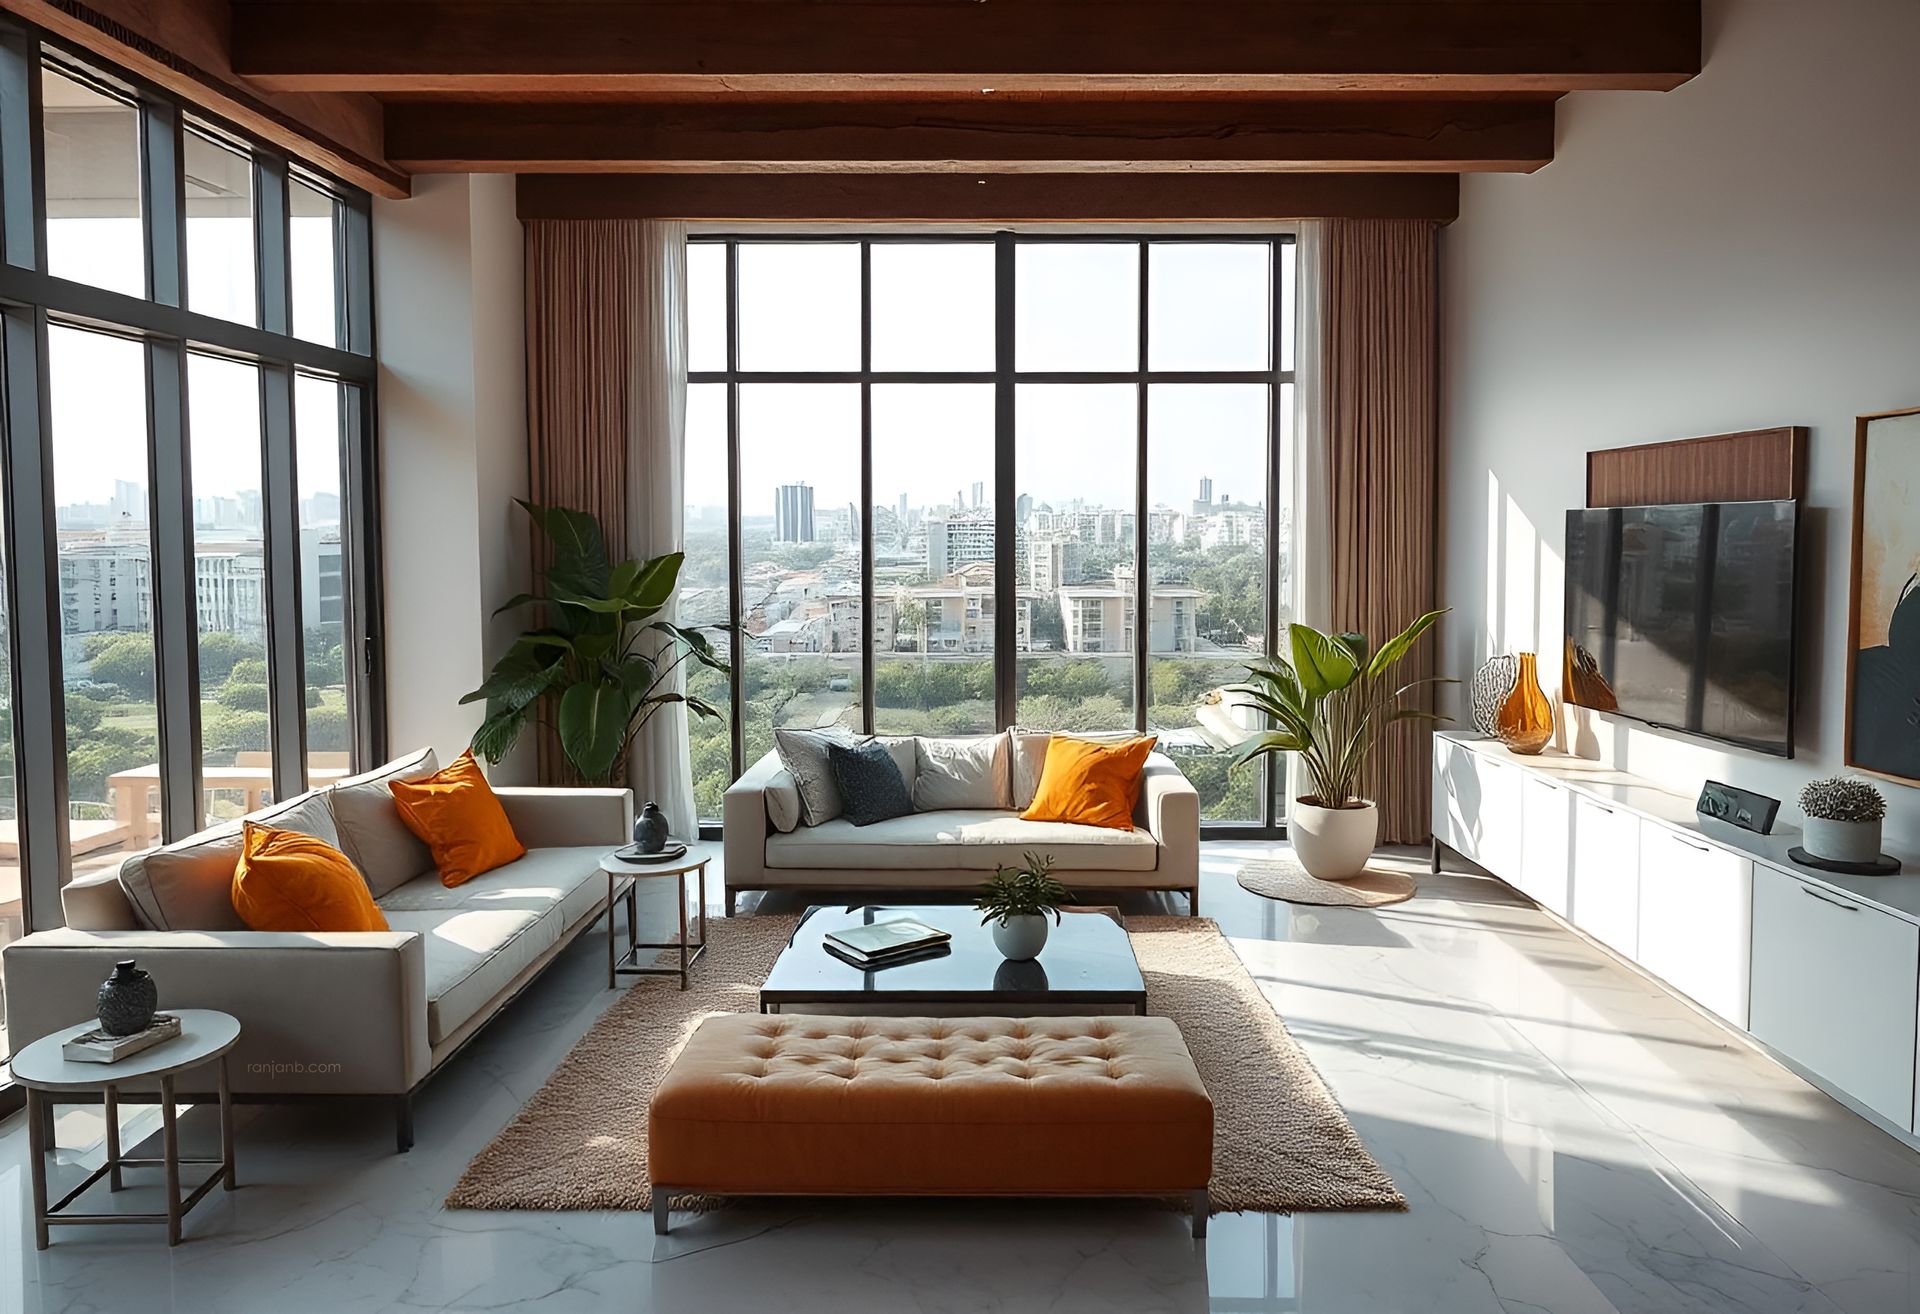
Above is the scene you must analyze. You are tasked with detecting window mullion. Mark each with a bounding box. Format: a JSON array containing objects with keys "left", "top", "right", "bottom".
[
  {"left": 723, "top": 242, "right": 745, "bottom": 779},
  {"left": 146, "top": 339, "right": 203, "bottom": 838},
  {"left": 260, "top": 361, "right": 306, "bottom": 799},
  {"left": 858, "top": 241, "right": 874, "bottom": 737},
  {"left": 1, "top": 305, "right": 69, "bottom": 925},
  {"left": 142, "top": 100, "right": 182, "bottom": 308},
  {"left": 255, "top": 156, "right": 290, "bottom": 337},
  {"left": 992, "top": 232, "right": 1015, "bottom": 730},
  {"left": 0, "top": 24, "right": 41, "bottom": 272},
  {"left": 1133, "top": 243, "right": 1149, "bottom": 734}
]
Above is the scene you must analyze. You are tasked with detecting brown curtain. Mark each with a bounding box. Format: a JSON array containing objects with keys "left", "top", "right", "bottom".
[
  {"left": 523, "top": 220, "right": 648, "bottom": 783},
  {"left": 1322, "top": 218, "right": 1439, "bottom": 843}
]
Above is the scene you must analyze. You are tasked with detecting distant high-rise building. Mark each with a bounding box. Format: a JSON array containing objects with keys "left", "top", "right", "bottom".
[
  {"left": 774, "top": 483, "right": 815, "bottom": 543},
  {"left": 897, "top": 493, "right": 909, "bottom": 522},
  {"left": 1015, "top": 493, "right": 1033, "bottom": 528},
  {"left": 970, "top": 481, "right": 985, "bottom": 509},
  {"left": 1198, "top": 477, "right": 1213, "bottom": 505},
  {"left": 926, "top": 512, "right": 995, "bottom": 576}
]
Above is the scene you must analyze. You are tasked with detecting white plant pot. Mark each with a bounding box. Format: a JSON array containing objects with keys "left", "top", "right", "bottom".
[
  {"left": 1804, "top": 816, "right": 1882, "bottom": 865},
  {"left": 991, "top": 914, "right": 1050, "bottom": 960},
  {"left": 1291, "top": 799, "right": 1380, "bottom": 881}
]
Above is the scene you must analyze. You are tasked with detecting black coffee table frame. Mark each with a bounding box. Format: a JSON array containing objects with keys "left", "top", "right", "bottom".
[{"left": 759, "top": 904, "right": 1148, "bottom": 1015}]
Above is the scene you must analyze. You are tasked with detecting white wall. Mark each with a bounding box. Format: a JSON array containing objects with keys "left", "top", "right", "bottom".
[
  {"left": 374, "top": 174, "right": 531, "bottom": 781},
  {"left": 1441, "top": 0, "right": 1920, "bottom": 847}
]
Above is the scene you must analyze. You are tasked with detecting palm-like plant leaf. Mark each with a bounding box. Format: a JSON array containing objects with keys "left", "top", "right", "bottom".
[
  {"left": 1366, "top": 609, "right": 1447, "bottom": 680},
  {"left": 1290, "top": 624, "right": 1360, "bottom": 697}
]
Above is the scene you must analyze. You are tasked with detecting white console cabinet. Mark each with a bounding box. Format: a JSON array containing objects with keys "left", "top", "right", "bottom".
[{"left": 1431, "top": 731, "right": 1920, "bottom": 1146}]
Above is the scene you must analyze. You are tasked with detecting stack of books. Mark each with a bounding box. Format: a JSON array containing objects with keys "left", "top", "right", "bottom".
[
  {"left": 63, "top": 1013, "right": 182, "bottom": 1064},
  {"left": 824, "top": 918, "right": 951, "bottom": 969}
]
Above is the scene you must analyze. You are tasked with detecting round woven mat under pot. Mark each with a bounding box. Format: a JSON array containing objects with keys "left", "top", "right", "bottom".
[{"left": 1236, "top": 856, "right": 1416, "bottom": 908}]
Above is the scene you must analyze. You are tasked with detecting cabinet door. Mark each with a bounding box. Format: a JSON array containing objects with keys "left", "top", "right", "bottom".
[
  {"left": 1472, "top": 756, "right": 1525, "bottom": 881},
  {"left": 1570, "top": 798, "right": 1639, "bottom": 956},
  {"left": 1636, "top": 826, "right": 1752, "bottom": 1028},
  {"left": 1750, "top": 864, "right": 1919, "bottom": 1129},
  {"left": 1433, "top": 741, "right": 1520, "bottom": 878},
  {"left": 1517, "top": 775, "right": 1572, "bottom": 915},
  {"left": 1432, "top": 738, "right": 1473, "bottom": 861}
]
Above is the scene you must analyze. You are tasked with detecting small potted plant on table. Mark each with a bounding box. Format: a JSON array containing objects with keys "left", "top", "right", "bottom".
[
  {"left": 1799, "top": 777, "right": 1887, "bottom": 866},
  {"left": 976, "top": 853, "right": 1070, "bottom": 960}
]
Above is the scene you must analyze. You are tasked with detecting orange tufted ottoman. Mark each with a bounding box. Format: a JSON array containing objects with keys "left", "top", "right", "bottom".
[{"left": 649, "top": 1012, "right": 1214, "bottom": 1235}]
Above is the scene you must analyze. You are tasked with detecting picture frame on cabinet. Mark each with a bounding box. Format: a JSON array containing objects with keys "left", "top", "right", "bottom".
[{"left": 1845, "top": 406, "right": 1920, "bottom": 785}]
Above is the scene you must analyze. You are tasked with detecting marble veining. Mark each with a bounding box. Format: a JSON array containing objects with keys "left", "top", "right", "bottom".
[{"left": 3, "top": 843, "right": 1918, "bottom": 1312}]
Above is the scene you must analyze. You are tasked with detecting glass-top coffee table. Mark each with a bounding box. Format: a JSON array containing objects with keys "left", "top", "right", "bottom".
[{"left": 759, "top": 904, "right": 1148, "bottom": 1016}]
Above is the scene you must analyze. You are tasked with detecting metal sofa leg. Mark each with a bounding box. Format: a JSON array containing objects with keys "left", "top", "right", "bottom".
[
  {"left": 1189, "top": 885, "right": 1201, "bottom": 917},
  {"left": 1431, "top": 837, "right": 1443, "bottom": 874},
  {"left": 1191, "top": 1188, "right": 1209, "bottom": 1238},
  {"left": 395, "top": 1094, "right": 414, "bottom": 1154},
  {"left": 724, "top": 889, "right": 739, "bottom": 917},
  {"left": 653, "top": 1189, "right": 673, "bottom": 1235}
]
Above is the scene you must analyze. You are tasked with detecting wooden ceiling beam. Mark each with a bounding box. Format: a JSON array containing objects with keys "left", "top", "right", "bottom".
[
  {"left": 233, "top": 1, "right": 1699, "bottom": 94},
  {"left": 2, "top": 0, "right": 408, "bottom": 197},
  {"left": 516, "top": 172, "right": 1459, "bottom": 223},
  {"left": 389, "top": 97, "right": 1555, "bottom": 174}
]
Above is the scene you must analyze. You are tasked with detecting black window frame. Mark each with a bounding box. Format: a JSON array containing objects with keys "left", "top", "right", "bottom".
[
  {"left": 0, "top": 18, "right": 384, "bottom": 1002},
  {"left": 690, "top": 230, "right": 1296, "bottom": 839}
]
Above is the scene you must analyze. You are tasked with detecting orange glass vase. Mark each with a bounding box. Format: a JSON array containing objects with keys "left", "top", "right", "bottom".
[{"left": 1495, "top": 652, "right": 1554, "bottom": 755}]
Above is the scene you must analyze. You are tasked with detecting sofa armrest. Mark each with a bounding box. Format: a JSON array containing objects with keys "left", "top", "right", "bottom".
[
  {"left": 2, "top": 929, "right": 430, "bottom": 1096},
  {"left": 722, "top": 751, "right": 784, "bottom": 889},
  {"left": 61, "top": 865, "right": 141, "bottom": 930},
  {"left": 494, "top": 787, "right": 633, "bottom": 849},
  {"left": 1136, "top": 753, "right": 1200, "bottom": 888}
]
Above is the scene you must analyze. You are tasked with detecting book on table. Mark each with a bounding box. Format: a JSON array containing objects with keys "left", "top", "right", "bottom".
[
  {"left": 824, "top": 917, "right": 951, "bottom": 965},
  {"left": 62, "top": 1013, "right": 182, "bottom": 1064}
]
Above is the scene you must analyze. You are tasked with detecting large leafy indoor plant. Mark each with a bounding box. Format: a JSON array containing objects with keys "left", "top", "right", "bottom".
[
  {"left": 461, "top": 501, "right": 729, "bottom": 785},
  {"left": 1230, "top": 612, "right": 1450, "bottom": 880}
]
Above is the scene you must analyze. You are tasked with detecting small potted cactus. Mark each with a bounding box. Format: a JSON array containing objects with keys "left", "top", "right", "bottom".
[{"left": 1799, "top": 777, "right": 1887, "bottom": 865}]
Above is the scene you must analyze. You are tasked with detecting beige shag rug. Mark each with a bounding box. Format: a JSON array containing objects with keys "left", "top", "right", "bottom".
[
  {"left": 446, "top": 913, "right": 1404, "bottom": 1216},
  {"left": 1238, "top": 856, "right": 1417, "bottom": 908}
]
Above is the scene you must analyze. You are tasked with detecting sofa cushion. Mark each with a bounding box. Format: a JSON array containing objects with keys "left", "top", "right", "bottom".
[
  {"left": 376, "top": 845, "right": 609, "bottom": 934},
  {"left": 1024, "top": 735, "right": 1157, "bottom": 831},
  {"left": 764, "top": 809, "right": 1157, "bottom": 872},
  {"left": 388, "top": 750, "right": 526, "bottom": 888},
  {"left": 231, "top": 821, "right": 389, "bottom": 933},
  {"left": 1008, "top": 731, "right": 1050, "bottom": 810},
  {"left": 829, "top": 740, "right": 915, "bottom": 826},
  {"left": 119, "top": 789, "right": 341, "bottom": 931},
  {"left": 913, "top": 735, "right": 1011, "bottom": 811},
  {"left": 385, "top": 906, "right": 559, "bottom": 1046},
  {"left": 328, "top": 747, "right": 440, "bottom": 898},
  {"left": 774, "top": 727, "right": 857, "bottom": 826},
  {"left": 765, "top": 768, "right": 804, "bottom": 834}
]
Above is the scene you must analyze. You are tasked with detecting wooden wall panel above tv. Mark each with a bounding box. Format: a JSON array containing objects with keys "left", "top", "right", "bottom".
[{"left": 1586, "top": 427, "right": 1808, "bottom": 507}]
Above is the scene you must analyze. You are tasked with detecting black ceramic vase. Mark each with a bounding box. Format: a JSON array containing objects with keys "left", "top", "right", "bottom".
[
  {"left": 97, "top": 959, "right": 158, "bottom": 1036},
  {"left": 632, "top": 801, "right": 669, "bottom": 854}
]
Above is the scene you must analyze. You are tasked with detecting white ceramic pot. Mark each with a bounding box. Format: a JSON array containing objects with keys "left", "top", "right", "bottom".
[
  {"left": 1804, "top": 816, "right": 1882, "bottom": 865},
  {"left": 991, "top": 914, "right": 1050, "bottom": 960},
  {"left": 1290, "top": 798, "right": 1380, "bottom": 881}
]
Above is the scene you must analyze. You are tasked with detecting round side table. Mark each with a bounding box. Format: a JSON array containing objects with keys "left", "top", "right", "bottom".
[
  {"left": 9, "top": 1008, "right": 240, "bottom": 1248},
  {"left": 601, "top": 842, "right": 717, "bottom": 990}
]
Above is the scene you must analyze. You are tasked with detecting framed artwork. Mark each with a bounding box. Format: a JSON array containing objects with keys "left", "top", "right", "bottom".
[{"left": 1846, "top": 406, "right": 1920, "bottom": 784}]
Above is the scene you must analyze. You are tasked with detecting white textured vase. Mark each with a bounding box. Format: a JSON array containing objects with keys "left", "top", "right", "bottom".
[
  {"left": 1804, "top": 816, "right": 1882, "bottom": 865},
  {"left": 1290, "top": 799, "right": 1380, "bottom": 881},
  {"left": 991, "top": 914, "right": 1050, "bottom": 960}
]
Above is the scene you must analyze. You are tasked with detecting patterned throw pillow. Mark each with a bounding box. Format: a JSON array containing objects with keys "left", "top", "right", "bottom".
[{"left": 827, "top": 740, "right": 915, "bottom": 827}]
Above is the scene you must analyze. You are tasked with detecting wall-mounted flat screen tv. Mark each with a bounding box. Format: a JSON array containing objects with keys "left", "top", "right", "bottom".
[{"left": 1563, "top": 500, "right": 1798, "bottom": 757}]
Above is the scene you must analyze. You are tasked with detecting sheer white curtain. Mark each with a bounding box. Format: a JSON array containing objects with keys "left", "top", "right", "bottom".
[
  {"left": 624, "top": 220, "right": 697, "bottom": 838},
  {"left": 1292, "top": 220, "right": 1332, "bottom": 631}
]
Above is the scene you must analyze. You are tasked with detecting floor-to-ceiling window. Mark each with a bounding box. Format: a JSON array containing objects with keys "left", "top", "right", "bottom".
[
  {"left": 686, "top": 234, "right": 1296, "bottom": 834},
  {"left": 0, "top": 23, "right": 381, "bottom": 1083}
]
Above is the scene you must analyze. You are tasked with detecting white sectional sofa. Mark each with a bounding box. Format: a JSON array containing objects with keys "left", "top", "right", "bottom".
[
  {"left": 1, "top": 749, "right": 629, "bottom": 1150},
  {"left": 722, "top": 733, "right": 1201, "bottom": 915}
]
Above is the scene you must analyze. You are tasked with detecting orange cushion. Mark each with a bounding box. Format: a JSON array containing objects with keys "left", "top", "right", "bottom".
[
  {"left": 230, "top": 822, "right": 388, "bottom": 932},
  {"left": 386, "top": 750, "right": 526, "bottom": 887},
  {"left": 1021, "top": 735, "right": 1157, "bottom": 830}
]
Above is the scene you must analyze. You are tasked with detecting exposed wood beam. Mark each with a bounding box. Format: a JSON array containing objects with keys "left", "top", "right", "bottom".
[
  {"left": 516, "top": 172, "right": 1458, "bottom": 223},
  {"left": 390, "top": 97, "right": 1555, "bottom": 174},
  {"left": 233, "top": 1, "right": 1699, "bottom": 94},
  {"left": 2, "top": 0, "right": 408, "bottom": 196}
]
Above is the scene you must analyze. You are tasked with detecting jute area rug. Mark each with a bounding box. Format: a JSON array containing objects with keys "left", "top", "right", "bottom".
[
  {"left": 1237, "top": 855, "right": 1418, "bottom": 908},
  {"left": 446, "top": 914, "right": 1405, "bottom": 1215}
]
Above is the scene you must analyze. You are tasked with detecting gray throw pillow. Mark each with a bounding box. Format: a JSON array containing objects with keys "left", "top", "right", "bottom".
[
  {"left": 772, "top": 727, "right": 857, "bottom": 826},
  {"left": 914, "top": 734, "right": 1012, "bottom": 810},
  {"left": 827, "top": 740, "right": 915, "bottom": 826}
]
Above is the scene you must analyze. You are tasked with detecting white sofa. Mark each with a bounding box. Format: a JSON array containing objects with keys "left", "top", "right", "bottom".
[
  {"left": 1, "top": 749, "right": 630, "bottom": 1151},
  {"left": 722, "top": 735, "right": 1201, "bottom": 915}
]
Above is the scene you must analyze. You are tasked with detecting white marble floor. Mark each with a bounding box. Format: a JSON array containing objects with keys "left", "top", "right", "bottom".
[{"left": 4, "top": 843, "right": 1919, "bottom": 1313}]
